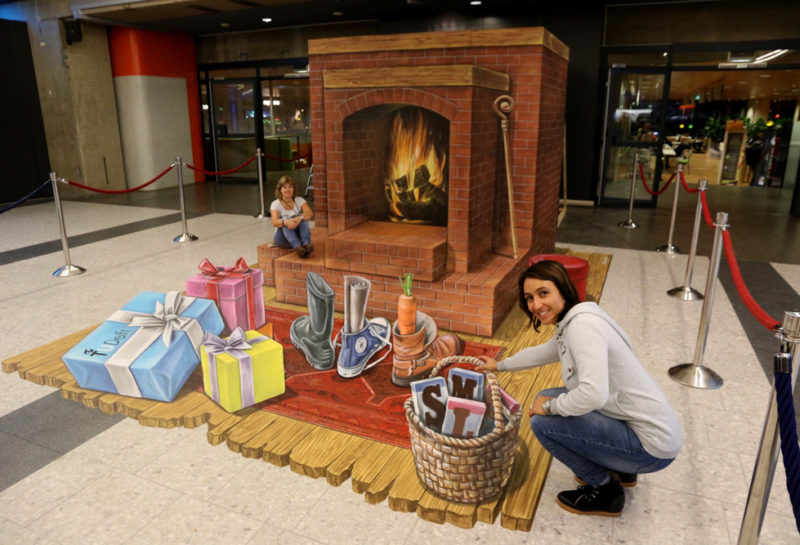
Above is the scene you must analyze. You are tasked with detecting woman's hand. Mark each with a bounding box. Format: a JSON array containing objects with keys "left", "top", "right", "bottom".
[
  {"left": 530, "top": 395, "right": 554, "bottom": 417},
  {"left": 285, "top": 217, "right": 302, "bottom": 230},
  {"left": 476, "top": 355, "right": 498, "bottom": 372}
]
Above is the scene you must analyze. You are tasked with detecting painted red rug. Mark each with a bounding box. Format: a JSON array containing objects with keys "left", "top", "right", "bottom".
[{"left": 240, "top": 307, "right": 504, "bottom": 448}]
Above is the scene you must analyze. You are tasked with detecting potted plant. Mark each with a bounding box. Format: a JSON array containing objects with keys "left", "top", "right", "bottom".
[{"left": 702, "top": 116, "right": 727, "bottom": 151}]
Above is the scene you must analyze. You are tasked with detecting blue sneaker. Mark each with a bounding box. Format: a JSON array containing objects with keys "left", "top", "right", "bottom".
[{"left": 336, "top": 317, "right": 391, "bottom": 378}]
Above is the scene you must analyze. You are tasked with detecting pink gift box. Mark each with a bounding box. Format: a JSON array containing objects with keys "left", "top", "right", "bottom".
[{"left": 185, "top": 257, "right": 265, "bottom": 335}]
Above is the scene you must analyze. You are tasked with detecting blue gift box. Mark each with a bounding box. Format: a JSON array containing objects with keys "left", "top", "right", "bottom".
[{"left": 62, "top": 291, "right": 225, "bottom": 402}]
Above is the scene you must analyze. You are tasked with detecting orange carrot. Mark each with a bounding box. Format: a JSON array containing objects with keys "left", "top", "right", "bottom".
[{"left": 397, "top": 273, "right": 416, "bottom": 335}]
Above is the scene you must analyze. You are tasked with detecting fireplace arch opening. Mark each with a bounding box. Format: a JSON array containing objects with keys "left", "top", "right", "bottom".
[{"left": 343, "top": 104, "right": 449, "bottom": 226}]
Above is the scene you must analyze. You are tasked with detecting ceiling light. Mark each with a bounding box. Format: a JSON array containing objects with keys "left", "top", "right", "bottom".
[
  {"left": 220, "top": 22, "right": 230, "bottom": 28},
  {"left": 262, "top": 17, "right": 272, "bottom": 23},
  {"left": 471, "top": 1, "right": 482, "bottom": 5},
  {"left": 332, "top": 10, "right": 343, "bottom": 16}
]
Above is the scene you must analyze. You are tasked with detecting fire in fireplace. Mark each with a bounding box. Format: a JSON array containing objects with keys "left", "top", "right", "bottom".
[{"left": 384, "top": 107, "right": 449, "bottom": 226}]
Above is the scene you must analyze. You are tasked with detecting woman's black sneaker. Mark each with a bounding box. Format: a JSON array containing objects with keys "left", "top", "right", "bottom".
[
  {"left": 575, "top": 471, "right": 638, "bottom": 488},
  {"left": 556, "top": 478, "right": 625, "bottom": 517}
]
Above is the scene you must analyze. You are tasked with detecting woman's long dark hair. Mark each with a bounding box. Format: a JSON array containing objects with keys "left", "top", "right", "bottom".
[{"left": 518, "top": 260, "right": 581, "bottom": 331}]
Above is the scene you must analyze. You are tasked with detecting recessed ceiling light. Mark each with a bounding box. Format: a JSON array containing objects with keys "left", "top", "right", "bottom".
[
  {"left": 262, "top": 17, "right": 272, "bottom": 23},
  {"left": 471, "top": 1, "right": 482, "bottom": 5},
  {"left": 332, "top": 10, "right": 343, "bottom": 16},
  {"left": 220, "top": 22, "right": 230, "bottom": 28}
]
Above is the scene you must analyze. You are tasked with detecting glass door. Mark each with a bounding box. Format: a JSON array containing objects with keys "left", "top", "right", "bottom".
[
  {"left": 598, "top": 68, "right": 669, "bottom": 205},
  {"left": 261, "top": 78, "right": 311, "bottom": 175},
  {"left": 211, "top": 78, "right": 260, "bottom": 181}
]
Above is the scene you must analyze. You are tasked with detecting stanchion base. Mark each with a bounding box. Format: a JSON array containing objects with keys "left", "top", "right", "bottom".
[
  {"left": 254, "top": 212, "right": 268, "bottom": 219},
  {"left": 618, "top": 220, "right": 638, "bottom": 229},
  {"left": 53, "top": 264, "right": 86, "bottom": 277},
  {"left": 174, "top": 233, "right": 199, "bottom": 243},
  {"left": 667, "top": 285, "right": 704, "bottom": 301},
  {"left": 656, "top": 244, "right": 681, "bottom": 254},
  {"left": 668, "top": 363, "right": 723, "bottom": 389}
]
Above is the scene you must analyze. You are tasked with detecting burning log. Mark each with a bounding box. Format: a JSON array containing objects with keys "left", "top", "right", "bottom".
[{"left": 387, "top": 165, "right": 447, "bottom": 223}]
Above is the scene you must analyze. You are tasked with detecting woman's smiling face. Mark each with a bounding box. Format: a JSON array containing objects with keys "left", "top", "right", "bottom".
[
  {"left": 523, "top": 277, "right": 565, "bottom": 325},
  {"left": 280, "top": 183, "right": 295, "bottom": 200}
]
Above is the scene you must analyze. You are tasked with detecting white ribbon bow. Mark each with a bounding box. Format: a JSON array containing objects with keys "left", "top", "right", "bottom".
[
  {"left": 128, "top": 291, "right": 197, "bottom": 347},
  {"left": 203, "top": 327, "right": 254, "bottom": 356}
]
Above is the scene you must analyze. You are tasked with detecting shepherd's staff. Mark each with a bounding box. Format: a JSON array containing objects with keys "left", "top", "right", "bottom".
[{"left": 493, "top": 95, "right": 519, "bottom": 259}]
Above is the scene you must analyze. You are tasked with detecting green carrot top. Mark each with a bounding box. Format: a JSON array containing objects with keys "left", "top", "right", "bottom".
[{"left": 400, "top": 273, "right": 414, "bottom": 296}]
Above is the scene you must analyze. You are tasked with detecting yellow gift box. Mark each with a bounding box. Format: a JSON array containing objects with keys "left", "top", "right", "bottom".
[{"left": 200, "top": 325, "right": 284, "bottom": 412}]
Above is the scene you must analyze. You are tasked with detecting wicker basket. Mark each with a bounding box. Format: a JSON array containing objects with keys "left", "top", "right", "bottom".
[{"left": 404, "top": 355, "right": 522, "bottom": 503}]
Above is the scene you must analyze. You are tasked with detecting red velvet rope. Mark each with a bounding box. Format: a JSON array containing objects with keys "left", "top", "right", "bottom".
[
  {"left": 700, "top": 191, "right": 715, "bottom": 228},
  {"left": 639, "top": 162, "right": 675, "bottom": 196},
  {"left": 66, "top": 164, "right": 175, "bottom": 194},
  {"left": 722, "top": 230, "right": 781, "bottom": 331},
  {"left": 185, "top": 155, "right": 257, "bottom": 175},
  {"left": 679, "top": 171, "right": 698, "bottom": 193}
]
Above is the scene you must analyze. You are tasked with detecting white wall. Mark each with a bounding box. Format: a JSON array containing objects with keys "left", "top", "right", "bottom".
[{"left": 114, "top": 75, "right": 193, "bottom": 190}]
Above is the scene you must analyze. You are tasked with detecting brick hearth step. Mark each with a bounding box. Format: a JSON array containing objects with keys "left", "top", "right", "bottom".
[{"left": 324, "top": 221, "right": 447, "bottom": 282}]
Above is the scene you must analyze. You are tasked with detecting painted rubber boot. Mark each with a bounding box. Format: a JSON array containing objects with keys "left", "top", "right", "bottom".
[
  {"left": 290, "top": 271, "right": 336, "bottom": 370},
  {"left": 391, "top": 311, "right": 464, "bottom": 387},
  {"left": 336, "top": 317, "right": 392, "bottom": 378}
]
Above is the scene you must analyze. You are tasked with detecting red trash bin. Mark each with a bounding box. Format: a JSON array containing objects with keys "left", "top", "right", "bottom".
[{"left": 528, "top": 254, "right": 589, "bottom": 301}]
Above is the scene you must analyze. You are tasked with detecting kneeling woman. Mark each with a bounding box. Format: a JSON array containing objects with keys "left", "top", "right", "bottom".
[
  {"left": 478, "top": 260, "right": 681, "bottom": 517},
  {"left": 270, "top": 176, "right": 314, "bottom": 258}
]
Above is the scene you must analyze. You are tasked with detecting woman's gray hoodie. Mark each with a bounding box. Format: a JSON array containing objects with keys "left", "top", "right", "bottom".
[{"left": 498, "top": 302, "right": 682, "bottom": 459}]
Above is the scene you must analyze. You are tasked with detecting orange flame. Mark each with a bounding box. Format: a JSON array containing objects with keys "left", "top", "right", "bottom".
[{"left": 384, "top": 110, "right": 447, "bottom": 223}]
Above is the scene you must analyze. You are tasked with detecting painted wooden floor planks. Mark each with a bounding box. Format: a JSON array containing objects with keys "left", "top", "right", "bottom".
[{"left": 1, "top": 249, "right": 610, "bottom": 531}]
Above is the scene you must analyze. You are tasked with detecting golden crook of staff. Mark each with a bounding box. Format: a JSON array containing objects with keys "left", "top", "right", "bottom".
[{"left": 493, "top": 95, "right": 519, "bottom": 260}]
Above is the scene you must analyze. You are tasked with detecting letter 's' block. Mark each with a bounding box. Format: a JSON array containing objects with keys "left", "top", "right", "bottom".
[{"left": 410, "top": 376, "right": 448, "bottom": 431}]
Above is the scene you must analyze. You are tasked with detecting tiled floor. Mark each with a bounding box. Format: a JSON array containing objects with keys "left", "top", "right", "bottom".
[{"left": 1, "top": 176, "right": 799, "bottom": 544}]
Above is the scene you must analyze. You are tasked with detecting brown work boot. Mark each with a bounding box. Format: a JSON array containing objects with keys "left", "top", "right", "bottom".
[
  {"left": 391, "top": 311, "right": 464, "bottom": 387},
  {"left": 427, "top": 333, "right": 464, "bottom": 361},
  {"left": 304, "top": 243, "right": 314, "bottom": 255},
  {"left": 295, "top": 246, "right": 307, "bottom": 258}
]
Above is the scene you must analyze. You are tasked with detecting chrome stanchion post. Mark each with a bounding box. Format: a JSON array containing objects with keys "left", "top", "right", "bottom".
[
  {"left": 668, "top": 179, "right": 707, "bottom": 301},
  {"left": 173, "top": 157, "right": 198, "bottom": 243},
  {"left": 50, "top": 172, "right": 86, "bottom": 277},
  {"left": 668, "top": 211, "right": 726, "bottom": 389},
  {"left": 656, "top": 164, "right": 682, "bottom": 254},
  {"left": 618, "top": 153, "right": 639, "bottom": 229},
  {"left": 254, "top": 148, "right": 267, "bottom": 219},
  {"left": 738, "top": 311, "right": 800, "bottom": 545}
]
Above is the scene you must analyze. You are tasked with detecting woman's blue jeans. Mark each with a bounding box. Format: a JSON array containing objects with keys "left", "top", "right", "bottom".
[
  {"left": 531, "top": 387, "right": 674, "bottom": 486},
  {"left": 274, "top": 220, "right": 311, "bottom": 249}
]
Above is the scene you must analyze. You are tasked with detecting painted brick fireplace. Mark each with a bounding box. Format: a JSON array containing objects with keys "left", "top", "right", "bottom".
[{"left": 258, "top": 27, "right": 568, "bottom": 336}]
